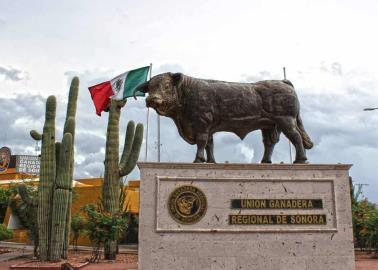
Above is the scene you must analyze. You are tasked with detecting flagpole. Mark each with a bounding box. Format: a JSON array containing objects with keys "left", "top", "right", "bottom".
[
  {"left": 283, "top": 67, "right": 293, "bottom": 164},
  {"left": 157, "top": 62, "right": 161, "bottom": 161},
  {"left": 157, "top": 110, "right": 161, "bottom": 162},
  {"left": 145, "top": 63, "right": 152, "bottom": 161}
]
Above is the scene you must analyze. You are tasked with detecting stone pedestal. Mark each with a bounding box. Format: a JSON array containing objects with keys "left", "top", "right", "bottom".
[{"left": 138, "top": 163, "right": 355, "bottom": 270}]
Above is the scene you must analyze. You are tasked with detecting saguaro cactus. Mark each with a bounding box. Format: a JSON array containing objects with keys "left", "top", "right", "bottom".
[
  {"left": 30, "top": 77, "right": 79, "bottom": 261},
  {"left": 102, "top": 99, "right": 143, "bottom": 260}
]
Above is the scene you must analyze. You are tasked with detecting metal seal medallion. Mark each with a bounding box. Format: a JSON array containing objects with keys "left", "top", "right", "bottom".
[{"left": 168, "top": 185, "right": 207, "bottom": 225}]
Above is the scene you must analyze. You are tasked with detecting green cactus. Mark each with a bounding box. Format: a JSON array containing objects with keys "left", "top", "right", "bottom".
[
  {"left": 30, "top": 77, "right": 79, "bottom": 261},
  {"left": 102, "top": 99, "right": 143, "bottom": 260},
  {"left": 36, "top": 95, "right": 56, "bottom": 261},
  {"left": 62, "top": 77, "right": 79, "bottom": 259}
]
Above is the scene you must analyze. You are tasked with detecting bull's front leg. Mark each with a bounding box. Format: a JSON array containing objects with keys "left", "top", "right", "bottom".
[
  {"left": 194, "top": 133, "right": 208, "bottom": 163},
  {"left": 205, "top": 135, "right": 216, "bottom": 163}
]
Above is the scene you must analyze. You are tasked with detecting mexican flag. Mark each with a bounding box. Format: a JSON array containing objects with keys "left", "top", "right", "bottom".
[{"left": 88, "top": 66, "right": 150, "bottom": 116}]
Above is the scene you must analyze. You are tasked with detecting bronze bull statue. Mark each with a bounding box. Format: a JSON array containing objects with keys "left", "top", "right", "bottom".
[{"left": 135, "top": 73, "right": 313, "bottom": 164}]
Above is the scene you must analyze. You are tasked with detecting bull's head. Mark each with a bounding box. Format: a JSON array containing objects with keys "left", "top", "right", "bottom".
[{"left": 134, "top": 72, "right": 183, "bottom": 116}]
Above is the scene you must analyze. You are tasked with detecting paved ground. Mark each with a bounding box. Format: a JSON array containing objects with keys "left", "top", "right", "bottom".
[
  {"left": 0, "top": 242, "right": 138, "bottom": 270},
  {"left": 0, "top": 260, "right": 138, "bottom": 270},
  {"left": 0, "top": 258, "right": 138, "bottom": 270},
  {"left": 2, "top": 258, "right": 377, "bottom": 270},
  {"left": 356, "top": 261, "right": 378, "bottom": 270},
  {"left": 0, "top": 243, "right": 376, "bottom": 270},
  {"left": 356, "top": 251, "right": 378, "bottom": 270},
  {"left": 84, "top": 262, "right": 137, "bottom": 270}
]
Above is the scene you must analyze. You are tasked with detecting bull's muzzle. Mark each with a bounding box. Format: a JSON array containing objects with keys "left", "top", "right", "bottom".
[{"left": 146, "top": 96, "right": 163, "bottom": 108}]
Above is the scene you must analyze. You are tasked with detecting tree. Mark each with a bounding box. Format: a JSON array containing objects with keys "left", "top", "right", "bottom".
[{"left": 351, "top": 182, "right": 378, "bottom": 252}]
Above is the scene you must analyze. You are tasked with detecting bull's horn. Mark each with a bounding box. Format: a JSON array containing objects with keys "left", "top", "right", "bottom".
[{"left": 133, "top": 81, "right": 149, "bottom": 100}]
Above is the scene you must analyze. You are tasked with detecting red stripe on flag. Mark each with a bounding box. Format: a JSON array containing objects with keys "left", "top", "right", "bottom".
[{"left": 88, "top": 81, "right": 113, "bottom": 116}]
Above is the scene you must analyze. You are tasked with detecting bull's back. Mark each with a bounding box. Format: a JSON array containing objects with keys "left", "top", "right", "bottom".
[
  {"left": 198, "top": 81, "right": 261, "bottom": 117},
  {"left": 189, "top": 80, "right": 270, "bottom": 139},
  {"left": 253, "top": 80, "right": 299, "bottom": 116},
  {"left": 197, "top": 79, "right": 298, "bottom": 118}
]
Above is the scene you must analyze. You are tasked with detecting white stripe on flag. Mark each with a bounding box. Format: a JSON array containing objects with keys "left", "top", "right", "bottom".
[{"left": 110, "top": 72, "right": 128, "bottom": 100}]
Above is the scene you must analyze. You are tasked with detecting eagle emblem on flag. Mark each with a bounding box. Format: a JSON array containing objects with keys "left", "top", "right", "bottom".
[{"left": 114, "top": 78, "right": 123, "bottom": 94}]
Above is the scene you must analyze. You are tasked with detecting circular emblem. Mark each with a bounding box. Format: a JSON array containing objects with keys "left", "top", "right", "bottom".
[
  {"left": 168, "top": 185, "right": 207, "bottom": 225},
  {"left": 0, "top": 147, "right": 11, "bottom": 173}
]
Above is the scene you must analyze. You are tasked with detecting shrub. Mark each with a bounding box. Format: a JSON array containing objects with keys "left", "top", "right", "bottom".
[
  {"left": 81, "top": 204, "right": 129, "bottom": 262},
  {"left": 120, "top": 213, "right": 138, "bottom": 244},
  {"left": 8, "top": 185, "right": 38, "bottom": 242},
  {"left": 353, "top": 198, "right": 378, "bottom": 252},
  {"left": 0, "top": 186, "right": 12, "bottom": 223},
  {"left": 351, "top": 181, "right": 378, "bottom": 252},
  {"left": 0, "top": 223, "right": 13, "bottom": 240},
  {"left": 71, "top": 213, "right": 86, "bottom": 251}
]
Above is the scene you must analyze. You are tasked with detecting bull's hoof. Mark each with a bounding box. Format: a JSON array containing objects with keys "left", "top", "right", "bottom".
[
  {"left": 293, "top": 159, "right": 308, "bottom": 164},
  {"left": 193, "top": 157, "right": 206, "bottom": 163},
  {"left": 261, "top": 159, "right": 272, "bottom": 164},
  {"left": 207, "top": 159, "right": 216, "bottom": 163}
]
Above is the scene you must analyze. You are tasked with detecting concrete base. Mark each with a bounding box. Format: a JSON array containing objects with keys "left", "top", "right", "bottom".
[{"left": 138, "top": 163, "right": 355, "bottom": 270}]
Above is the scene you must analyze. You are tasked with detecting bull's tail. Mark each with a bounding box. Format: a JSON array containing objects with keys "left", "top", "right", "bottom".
[{"left": 296, "top": 114, "right": 313, "bottom": 149}]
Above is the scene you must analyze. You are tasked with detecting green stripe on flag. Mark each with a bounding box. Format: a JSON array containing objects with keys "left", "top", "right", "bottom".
[{"left": 123, "top": 66, "right": 150, "bottom": 98}]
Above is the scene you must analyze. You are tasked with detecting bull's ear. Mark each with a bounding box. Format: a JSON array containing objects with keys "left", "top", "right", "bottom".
[
  {"left": 134, "top": 81, "right": 149, "bottom": 100},
  {"left": 137, "top": 81, "right": 149, "bottom": 93},
  {"left": 171, "top": 73, "right": 184, "bottom": 88}
]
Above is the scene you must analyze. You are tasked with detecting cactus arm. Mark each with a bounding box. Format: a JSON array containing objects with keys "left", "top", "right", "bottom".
[
  {"left": 119, "top": 121, "right": 135, "bottom": 171},
  {"left": 119, "top": 123, "right": 144, "bottom": 177},
  {"left": 61, "top": 78, "right": 78, "bottom": 259},
  {"left": 63, "top": 117, "right": 76, "bottom": 138},
  {"left": 54, "top": 134, "right": 73, "bottom": 189},
  {"left": 30, "top": 130, "right": 42, "bottom": 141},
  {"left": 65, "top": 77, "right": 79, "bottom": 121}
]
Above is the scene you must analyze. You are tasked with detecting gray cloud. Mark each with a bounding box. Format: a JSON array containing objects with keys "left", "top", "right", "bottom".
[
  {"left": 320, "top": 62, "right": 343, "bottom": 76},
  {"left": 0, "top": 66, "right": 28, "bottom": 81},
  {"left": 0, "top": 94, "right": 45, "bottom": 153}
]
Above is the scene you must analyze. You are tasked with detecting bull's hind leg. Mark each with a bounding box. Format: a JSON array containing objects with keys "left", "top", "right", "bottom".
[
  {"left": 205, "top": 135, "right": 216, "bottom": 163},
  {"left": 194, "top": 133, "right": 208, "bottom": 163},
  {"left": 275, "top": 117, "right": 307, "bottom": 163},
  {"left": 261, "top": 127, "right": 281, "bottom": 163}
]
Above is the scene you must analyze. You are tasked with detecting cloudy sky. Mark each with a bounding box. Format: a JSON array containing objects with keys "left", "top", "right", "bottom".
[{"left": 1, "top": 0, "right": 378, "bottom": 201}]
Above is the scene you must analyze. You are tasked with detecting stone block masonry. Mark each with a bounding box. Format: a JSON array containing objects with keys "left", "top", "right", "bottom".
[{"left": 138, "top": 163, "right": 355, "bottom": 270}]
